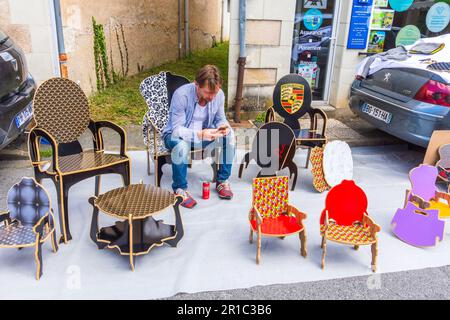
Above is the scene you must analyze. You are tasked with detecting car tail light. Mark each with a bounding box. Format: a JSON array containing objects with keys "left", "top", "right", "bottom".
[{"left": 414, "top": 80, "right": 450, "bottom": 107}]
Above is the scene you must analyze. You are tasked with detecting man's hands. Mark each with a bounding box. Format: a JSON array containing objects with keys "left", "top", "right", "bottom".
[{"left": 197, "top": 126, "right": 230, "bottom": 141}]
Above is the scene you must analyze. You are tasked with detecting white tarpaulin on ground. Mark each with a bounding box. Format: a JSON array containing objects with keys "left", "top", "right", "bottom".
[
  {"left": 357, "top": 34, "right": 450, "bottom": 83},
  {"left": 0, "top": 146, "right": 449, "bottom": 300}
]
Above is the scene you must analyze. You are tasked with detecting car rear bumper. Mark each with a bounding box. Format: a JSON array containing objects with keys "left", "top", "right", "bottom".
[
  {"left": 0, "top": 75, "right": 36, "bottom": 150},
  {"left": 349, "top": 82, "right": 450, "bottom": 147}
]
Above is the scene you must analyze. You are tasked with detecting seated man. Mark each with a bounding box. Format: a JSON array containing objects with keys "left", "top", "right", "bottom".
[{"left": 162, "top": 65, "right": 235, "bottom": 208}]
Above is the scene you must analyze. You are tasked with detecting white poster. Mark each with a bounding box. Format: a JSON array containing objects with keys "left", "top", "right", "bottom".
[{"left": 304, "top": 0, "right": 327, "bottom": 10}]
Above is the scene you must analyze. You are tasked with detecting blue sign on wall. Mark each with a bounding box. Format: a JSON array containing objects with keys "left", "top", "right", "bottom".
[{"left": 347, "top": 0, "right": 374, "bottom": 49}]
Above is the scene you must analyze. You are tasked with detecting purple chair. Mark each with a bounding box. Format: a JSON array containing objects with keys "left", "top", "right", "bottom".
[{"left": 392, "top": 202, "right": 444, "bottom": 247}]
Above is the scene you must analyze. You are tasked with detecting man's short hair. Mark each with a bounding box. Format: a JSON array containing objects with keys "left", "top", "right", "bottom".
[{"left": 195, "top": 65, "right": 223, "bottom": 90}]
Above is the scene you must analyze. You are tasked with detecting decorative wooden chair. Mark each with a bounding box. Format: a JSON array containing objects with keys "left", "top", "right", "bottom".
[
  {"left": 28, "top": 78, "right": 131, "bottom": 244},
  {"left": 0, "top": 177, "right": 58, "bottom": 280},
  {"left": 320, "top": 180, "right": 381, "bottom": 272},
  {"left": 392, "top": 202, "right": 444, "bottom": 247},
  {"left": 406, "top": 164, "right": 450, "bottom": 219},
  {"left": 265, "top": 74, "right": 327, "bottom": 168},
  {"left": 248, "top": 176, "right": 307, "bottom": 264},
  {"left": 140, "top": 71, "right": 218, "bottom": 186},
  {"left": 239, "top": 122, "right": 298, "bottom": 190}
]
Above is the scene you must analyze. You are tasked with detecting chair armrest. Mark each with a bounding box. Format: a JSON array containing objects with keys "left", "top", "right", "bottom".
[
  {"left": 0, "top": 211, "right": 11, "bottom": 225},
  {"left": 287, "top": 204, "right": 307, "bottom": 225},
  {"left": 264, "top": 106, "right": 275, "bottom": 123},
  {"left": 309, "top": 108, "right": 328, "bottom": 137},
  {"left": 250, "top": 206, "right": 263, "bottom": 225},
  {"left": 32, "top": 213, "right": 50, "bottom": 237},
  {"left": 28, "top": 127, "right": 59, "bottom": 173},
  {"left": 363, "top": 213, "right": 381, "bottom": 237},
  {"left": 94, "top": 120, "right": 128, "bottom": 157}
]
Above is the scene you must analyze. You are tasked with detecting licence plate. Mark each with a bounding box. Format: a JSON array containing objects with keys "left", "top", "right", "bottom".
[
  {"left": 15, "top": 103, "right": 33, "bottom": 128},
  {"left": 361, "top": 104, "right": 392, "bottom": 124}
]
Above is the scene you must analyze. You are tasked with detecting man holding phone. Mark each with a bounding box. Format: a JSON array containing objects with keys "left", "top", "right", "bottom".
[{"left": 162, "top": 65, "right": 235, "bottom": 208}]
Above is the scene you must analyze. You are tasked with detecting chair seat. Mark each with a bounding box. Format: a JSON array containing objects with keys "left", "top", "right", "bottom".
[
  {"left": 0, "top": 223, "right": 50, "bottom": 247},
  {"left": 295, "top": 129, "right": 326, "bottom": 147},
  {"left": 250, "top": 215, "right": 303, "bottom": 236},
  {"left": 320, "top": 224, "right": 376, "bottom": 245},
  {"left": 58, "top": 150, "right": 128, "bottom": 174}
]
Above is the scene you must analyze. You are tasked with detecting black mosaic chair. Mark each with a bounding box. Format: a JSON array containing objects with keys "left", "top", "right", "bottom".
[
  {"left": 28, "top": 78, "right": 131, "bottom": 244},
  {"left": 265, "top": 74, "right": 328, "bottom": 168},
  {"left": 0, "top": 177, "right": 58, "bottom": 280},
  {"left": 140, "top": 71, "right": 218, "bottom": 186},
  {"left": 238, "top": 122, "right": 298, "bottom": 191}
]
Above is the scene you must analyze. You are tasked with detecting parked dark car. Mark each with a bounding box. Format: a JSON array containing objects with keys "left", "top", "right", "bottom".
[
  {"left": 0, "top": 29, "right": 36, "bottom": 150},
  {"left": 349, "top": 67, "right": 450, "bottom": 147}
]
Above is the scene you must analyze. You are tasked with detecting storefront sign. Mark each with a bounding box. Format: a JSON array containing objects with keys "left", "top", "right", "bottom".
[
  {"left": 426, "top": 2, "right": 450, "bottom": 33},
  {"left": 395, "top": 25, "right": 420, "bottom": 46},
  {"left": 388, "top": 0, "right": 413, "bottom": 12},
  {"left": 347, "top": 0, "right": 374, "bottom": 49},
  {"left": 303, "top": 8, "right": 324, "bottom": 31}
]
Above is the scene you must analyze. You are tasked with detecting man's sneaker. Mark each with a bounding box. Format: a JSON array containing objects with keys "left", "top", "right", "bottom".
[
  {"left": 175, "top": 188, "right": 197, "bottom": 209},
  {"left": 216, "top": 181, "right": 233, "bottom": 200}
]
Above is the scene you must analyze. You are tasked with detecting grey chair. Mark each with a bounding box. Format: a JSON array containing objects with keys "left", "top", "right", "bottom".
[{"left": 0, "top": 177, "right": 58, "bottom": 280}]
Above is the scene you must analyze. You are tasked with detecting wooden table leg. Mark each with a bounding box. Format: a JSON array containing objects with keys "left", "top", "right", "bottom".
[{"left": 165, "top": 196, "right": 184, "bottom": 247}]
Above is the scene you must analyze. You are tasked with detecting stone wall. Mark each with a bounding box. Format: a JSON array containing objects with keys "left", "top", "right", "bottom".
[{"left": 0, "top": 0, "right": 224, "bottom": 94}]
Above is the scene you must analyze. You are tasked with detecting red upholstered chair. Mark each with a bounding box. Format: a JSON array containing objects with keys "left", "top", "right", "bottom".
[
  {"left": 249, "top": 176, "right": 307, "bottom": 264},
  {"left": 320, "top": 180, "right": 381, "bottom": 272}
]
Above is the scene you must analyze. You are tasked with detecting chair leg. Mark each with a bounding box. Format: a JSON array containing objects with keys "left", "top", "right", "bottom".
[
  {"left": 287, "top": 162, "right": 298, "bottom": 191},
  {"left": 371, "top": 242, "right": 378, "bottom": 272},
  {"left": 305, "top": 147, "right": 312, "bottom": 168},
  {"left": 249, "top": 227, "right": 253, "bottom": 244},
  {"left": 56, "top": 178, "right": 72, "bottom": 244},
  {"left": 238, "top": 152, "right": 250, "bottom": 178},
  {"left": 147, "top": 148, "right": 151, "bottom": 176},
  {"left": 321, "top": 236, "right": 325, "bottom": 248},
  {"left": 256, "top": 231, "right": 261, "bottom": 265},
  {"left": 154, "top": 158, "right": 159, "bottom": 186},
  {"left": 50, "top": 226, "right": 58, "bottom": 253},
  {"left": 118, "top": 162, "right": 131, "bottom": 187},
  {"left": 354, "top": 245, "right": 359, "bottom": 251},
  {"left": 156, "top": 156, "right": 167, "bottom": 187},
  {"left": 95, "top": 175, "right": 101, "bottom": 196},
  {"left": 299, "top": 229, "right": 307, "bottom": 258},
  {"left": 321, "top": 236, "right": 327, "bottom": 269},
  {"left": 35, "top": 240, "right": 43, "bottom": 280}
]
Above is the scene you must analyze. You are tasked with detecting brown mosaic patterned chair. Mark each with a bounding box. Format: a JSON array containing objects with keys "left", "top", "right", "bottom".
[
  {"left": 28, "top": 78, "right": 131, "bottom": 244},
  {"left": 0, "top": 177, "right": 58, "bottom": 280}
]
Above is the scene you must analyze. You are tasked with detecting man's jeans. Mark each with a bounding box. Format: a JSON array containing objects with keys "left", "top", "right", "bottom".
[{"left": 164, "top": 133, "right": 235, "bottom": 191}]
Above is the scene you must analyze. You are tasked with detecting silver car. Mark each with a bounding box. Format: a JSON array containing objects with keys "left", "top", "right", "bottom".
[{"left": 349, "top": 67, "right": 450, "bottom": 147}]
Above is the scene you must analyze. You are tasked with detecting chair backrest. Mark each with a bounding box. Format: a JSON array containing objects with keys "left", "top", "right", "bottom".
[
  {"left": 33, "top": 78, "right": 91, "bottom": 144},
  {"left": 7, "top": 177, "right": 52, "bottom": 227},
  {"left": 409, "top": 164, "right": 438, "bottom": 202},
  {"left": 140, "top": 71, "right": 190, "bottom": 132},
  {"left": 252, "top": 122, "right": 296, "bottom": 170},
  {"left": 272, "top": 74, "right": 312, "bottom": 122},
  {"left": 437, "top": 143, "right": 450, "bottom": 168},
  {"left": 321, "top": 180, "right": 368, "bottom": 226},
  {"left": 252, "top": 176, "right": 289, "bottom": 219}
]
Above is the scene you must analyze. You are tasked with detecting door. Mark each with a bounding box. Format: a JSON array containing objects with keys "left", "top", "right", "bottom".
[{"left": 290, "top": 0, "right": 341, "bottom": 102}]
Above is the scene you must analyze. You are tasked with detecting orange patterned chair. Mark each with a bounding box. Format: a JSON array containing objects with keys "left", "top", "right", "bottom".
[
  {"left": 320, "top": 180, "right": 381, "bottom": 272},
  {"left": 249, "top": 176, "right": 307, "bottom": 264}
]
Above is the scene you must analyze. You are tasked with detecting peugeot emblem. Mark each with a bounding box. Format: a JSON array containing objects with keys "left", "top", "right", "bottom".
[{"left": 383, "top": 72, "right": 391, "bottom": 82}]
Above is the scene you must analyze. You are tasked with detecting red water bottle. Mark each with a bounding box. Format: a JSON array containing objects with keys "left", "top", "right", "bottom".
[{"left": 202, "top": 181, "right": 210, "bottom": 199}]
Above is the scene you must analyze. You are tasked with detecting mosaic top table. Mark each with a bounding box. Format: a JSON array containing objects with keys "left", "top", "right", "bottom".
[{"left": 89, "top": 184, "right": 183, "bottom": 270}]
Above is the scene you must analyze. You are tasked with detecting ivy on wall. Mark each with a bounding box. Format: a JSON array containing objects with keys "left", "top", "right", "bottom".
[{"left": 93, "top": 17, "right": 129, "bottom": 91}]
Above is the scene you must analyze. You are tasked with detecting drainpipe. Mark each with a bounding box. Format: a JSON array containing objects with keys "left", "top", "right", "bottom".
[
  {"left": 185, "top": 0, "right": 190, "bottom": 56},
  {"left": 53, "top": 0, "right": 68, "bottom": 78},
  {"left": 233, "top": 0, "right": 246, "bottom": 123},
  {"left": 178, "top": 0, "right": 182, "bottom": 59}
]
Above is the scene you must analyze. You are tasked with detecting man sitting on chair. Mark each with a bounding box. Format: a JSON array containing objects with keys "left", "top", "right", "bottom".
[{"left": 162, "top": 65, "right": 235, "bottom": 208}]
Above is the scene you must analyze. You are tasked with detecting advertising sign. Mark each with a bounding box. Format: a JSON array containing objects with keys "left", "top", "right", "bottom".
[{"left": 347, "top": 0, "right": 374, "bottom": 49}]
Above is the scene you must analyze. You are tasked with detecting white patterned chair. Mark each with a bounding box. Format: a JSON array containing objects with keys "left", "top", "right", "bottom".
[{"left": 140, "top": 71, "right": 218, "bottom": 186}]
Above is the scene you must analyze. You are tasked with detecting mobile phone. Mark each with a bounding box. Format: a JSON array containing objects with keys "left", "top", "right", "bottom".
[{"left": 218, "top": 125, "right": 228, "bottom": 131}]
